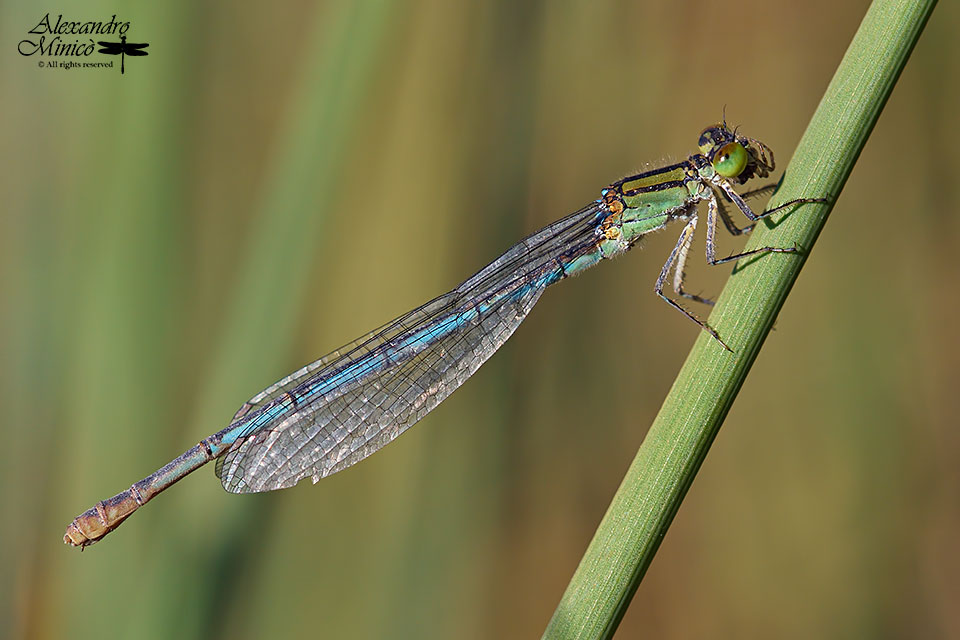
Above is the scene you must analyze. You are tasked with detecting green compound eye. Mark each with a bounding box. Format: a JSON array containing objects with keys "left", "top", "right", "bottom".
[{"left": 713, "top": 141, "right": 748, "bottom": 178}]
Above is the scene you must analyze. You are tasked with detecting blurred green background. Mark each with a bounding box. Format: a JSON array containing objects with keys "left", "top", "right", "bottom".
[{"left": 2, "top": 1, "right": 957, "bottom": 638}]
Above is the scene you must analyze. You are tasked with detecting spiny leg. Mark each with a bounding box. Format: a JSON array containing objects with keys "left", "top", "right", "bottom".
[
  {"left": 705, "top": 191, "right": 798, "bottom": 266},
  {"left": 655, "top": 215, "right": 730, "bottom": 350},
  {"left": 717, "top": 178, "right": 827, "bottom": 223},
  {"left": 754, "top": 196, "right": 829, "bottom": 221},
  {"left": 717, "top": 183, "right": 778, "bottom": 236},
  {"left": 716, "top": 195, "right": 753, "bottom": 237},
  {"left": 671, "top": 213, "right": 716, "bottom": 307}
]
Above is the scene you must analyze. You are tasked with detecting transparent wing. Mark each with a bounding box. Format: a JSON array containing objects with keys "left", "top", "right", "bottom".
[
  {"left": 229, "top": 317, "right": 404, "bottom": 422},
  {"left": 229, "top": 202, "right": 605, "bottom": 422},
  {"left": 216, "top": 202, "right": 605, "bottom": 493}
]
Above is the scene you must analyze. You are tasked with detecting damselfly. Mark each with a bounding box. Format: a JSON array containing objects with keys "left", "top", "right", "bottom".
[{"left": 65, "top": 122, "right": 820, "bottom": 548}]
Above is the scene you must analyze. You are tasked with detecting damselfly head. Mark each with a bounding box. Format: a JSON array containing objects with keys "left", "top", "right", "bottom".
[
  {"left": 698, "top": 124, "right": 776, "bottom": 185},
  {"left": 698, "top": 124, "right": 735, "bottom": 158}
]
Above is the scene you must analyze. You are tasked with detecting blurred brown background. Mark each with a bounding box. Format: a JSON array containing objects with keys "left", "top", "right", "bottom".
[{"left": 2, "top": 1, "right": 957, "bottom": 638}]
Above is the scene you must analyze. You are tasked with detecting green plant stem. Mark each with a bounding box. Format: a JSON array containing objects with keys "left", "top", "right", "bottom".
[{"left": 542, "top": 1, "right": 938, "bottom": 638}]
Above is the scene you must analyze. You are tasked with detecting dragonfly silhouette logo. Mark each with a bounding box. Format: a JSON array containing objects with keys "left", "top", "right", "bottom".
[{"left": 97, "top": 34, "right": 149, "bottom": 74}]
